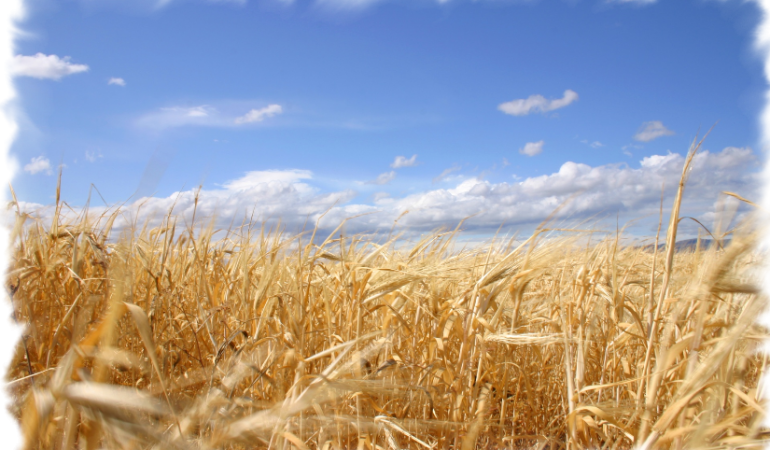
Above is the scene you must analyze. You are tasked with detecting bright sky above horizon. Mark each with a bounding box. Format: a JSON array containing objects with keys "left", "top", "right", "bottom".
[{"left": 8, "top": 0, "right": 766, "bottom": 238}]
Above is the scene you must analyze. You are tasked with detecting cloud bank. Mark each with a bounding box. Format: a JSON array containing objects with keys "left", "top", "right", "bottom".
[{"left": 20, "top": 147, "right": 757, "bottom": 238}]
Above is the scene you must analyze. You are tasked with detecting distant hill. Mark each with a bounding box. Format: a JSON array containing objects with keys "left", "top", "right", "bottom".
[{"left": 641, "top": 238, "right": 731, "bottom": 252}]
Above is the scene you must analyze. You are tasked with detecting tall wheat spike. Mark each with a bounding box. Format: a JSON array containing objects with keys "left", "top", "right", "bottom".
[{"left": 4, "top": 140, "right": 768, "bottom": 449}]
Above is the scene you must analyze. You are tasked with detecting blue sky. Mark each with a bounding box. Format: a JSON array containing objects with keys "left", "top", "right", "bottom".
[{"left": 8, "top": 0, "right": 765, "bottom": 237}]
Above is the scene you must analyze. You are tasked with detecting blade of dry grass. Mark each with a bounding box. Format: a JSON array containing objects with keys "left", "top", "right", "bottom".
[{"left": 5, "top": 145, "right": 766, "bottom": 450}]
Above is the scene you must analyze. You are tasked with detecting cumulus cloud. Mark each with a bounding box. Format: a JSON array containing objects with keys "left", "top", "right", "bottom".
[
  {"left": 11, "top": 53, "right": 89, "bottom": 80},
  {"left": 633, "top": 120, "right": 674, "bottom": 142},
  {"left": 17, "top": 147, "right": 758, "bottom": 238},
  {"left": 24, "top": 156, "right": 52, "bottom": 175},
  {"left": 234, "top": 104, "right": 283, "bottom": 125},
  {"left": 519, "top": 141, "right": 544, "bottom": 157},
  {"left": 498, "top": 90, "right": 578, "bottom": 116},
  {"left": 366, "top": 171, "right": 396, "bottom": 185},
  {"left": 121, "top": 169, "right": 356, "bottom": 231},
  {"left": 391, "top": 154, "right": 418, "bottom": 168},
  {"left": 108, "top": 77, "right": 126, "bottom": 86},
  {"left": 358, "top": 146, "right": 757, "bottom": 233}
]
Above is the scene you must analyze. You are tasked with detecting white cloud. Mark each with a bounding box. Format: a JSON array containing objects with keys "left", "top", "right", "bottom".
[
  {"left": 498, "top": 89, "right": 578, "bottom": 116},
  {"left": 519, "top": 140, "right": 544, "bottom": 157},
  {"left": 108, "top": 77, "right": 126, "bottom": 86},
  {"left": 581, "top": 140, "right": 604, "bottom": 149},
  {"left": 85, "top": 150, "right": 103, "bottom": 162},
  {"left": 622, "top": 143, "right": 643, "bottom": 157},
  {"left": 185, "top": 106, "right": 209, "bottom": 117},
  {"left": 115, "top": 169, "right": 357, "bottom": 230},
  {"left": 366, "top": 171, "right": 396, "bottom": 185},
  {"left": 11, "top": 53, "right": 89, "bottom": 80},
  {"left": 136, "top": 103, "right": 284, "bottom": 130},
  {"left": 24, "top": 156, "right": 52, "bottom": 175},
  {"left": 221, "top": 169, "right": 312, "bottom": 191},
  {"left": 17, "top": 147, "right": 758, "bottom": 239},
  {"left": 633, "top": 120, "right": 674, "bottom": 142},
  {"left": 355, "top": 146, "right": 757, "bottom": 233},
  {"left": 391, "top": 154, "right": 418, "bottom": 168},
  {"left": 373, "top": 192, "right": 390, "bottom": 202},
  {"left": 135, "top": 105, "right": 216, "bottom": 129},
  {"left": 234, "top": 104, "right": 283, "bottom": 125},
  {"left": 433, "top": 165, "right": 461, "bottom": 184}
]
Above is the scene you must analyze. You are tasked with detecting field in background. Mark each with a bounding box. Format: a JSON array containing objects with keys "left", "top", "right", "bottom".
[{"left": 5, "top": 144, "right": 770, "bottom": 450}]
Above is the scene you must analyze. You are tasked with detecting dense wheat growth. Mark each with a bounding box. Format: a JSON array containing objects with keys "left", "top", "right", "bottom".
[{"left": 4, "top": 143, "right": 769, "bottom": 450}]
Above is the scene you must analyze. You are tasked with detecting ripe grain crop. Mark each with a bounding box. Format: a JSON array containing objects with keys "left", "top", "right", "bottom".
[{"left": 4, "top": 139, "right": 770, "bottom": 449}]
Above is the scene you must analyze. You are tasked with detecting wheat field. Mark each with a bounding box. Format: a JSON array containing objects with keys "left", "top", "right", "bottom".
[{"left": 4, "top": 143, "right": 770, "bottom": 450}]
